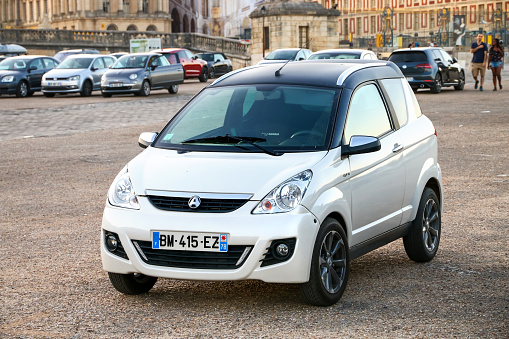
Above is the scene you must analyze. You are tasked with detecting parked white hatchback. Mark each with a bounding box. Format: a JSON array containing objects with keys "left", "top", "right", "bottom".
[{"left": 102, "top": 60, "right": 442, "bottom": 306}]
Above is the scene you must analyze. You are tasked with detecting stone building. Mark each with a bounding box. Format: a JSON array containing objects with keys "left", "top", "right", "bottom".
[
  {"left": 249, "top": 0, "right": 341, "bottom": 63},
  {"left": 0, "top": 0, "right": 203, "bottom": 33}
]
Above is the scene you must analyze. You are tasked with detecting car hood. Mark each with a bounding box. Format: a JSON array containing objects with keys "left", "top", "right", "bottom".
[
  {"left": 44, "top": 68, "right": 88, "bottom": 78},
  {"left": 103, "top": 68, "right": 144, "bottom": 78},
  {"left": 127, "top": 147, "right": 328, "bottom": 200},
  {"left": 0, "top": 70, "right": 24, "bottom": 77}
]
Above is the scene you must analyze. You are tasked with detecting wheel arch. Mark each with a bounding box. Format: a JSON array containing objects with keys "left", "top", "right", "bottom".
[
  {"left": 325, "top": 212, "right": 348, "bottom": 240},
  {"left": 425, "top": 177, "right": 442, "bottom": 209}
]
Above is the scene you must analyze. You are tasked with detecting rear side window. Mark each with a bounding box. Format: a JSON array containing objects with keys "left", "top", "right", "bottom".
[
  {"left": 388, "top": 52, "right": 427, "bottom": 63},
  {"left": 103, "top": 57, "right": 115, "bottom": 68},
  {"left": 380, "top": 79, "right": 408, "bottom": 127}
]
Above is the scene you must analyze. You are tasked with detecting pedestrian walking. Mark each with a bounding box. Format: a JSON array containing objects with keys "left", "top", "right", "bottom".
[
  {"left": 470, "top": 33, "right": 488, "bottom": 91},
  {"left": 487, "top": 38, "right": 504, "bottom": 91}
]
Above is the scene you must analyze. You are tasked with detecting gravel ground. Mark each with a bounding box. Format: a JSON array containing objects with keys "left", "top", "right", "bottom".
[{"left": 1, "top": 77, "right": 508, "bottom": 338}]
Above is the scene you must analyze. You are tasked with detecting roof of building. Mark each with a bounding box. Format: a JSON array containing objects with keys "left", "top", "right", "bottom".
[{"left": 250, "top": 0, "right": 340, "bottom": 18}]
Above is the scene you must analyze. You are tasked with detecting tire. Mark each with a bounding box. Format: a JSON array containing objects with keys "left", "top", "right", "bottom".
[
  {"left": 16, "top": 81, "right": 29, "bottom": 98},
  {"left": 168, "top": 84, "right": 179, "bottom": 94},
  {"left": 108, "top": 272, "right": 157, "bottom": 295},
  {"left": 199, "top": 67, "right": 208, "bottom": 82},
  {"left": 227, "top": 66, "right": 233, "bottom": 72},
  {"left": 403, "top": 188, "right": 441, "bottom": 262},
  {"left": 300, "top": 218, "right": 349, "bottom": 306},
  {"left": 80, "top": 80, "right": 93, "bottom": 97},
  {"left": 454, "top": 71, "right": 465, "bottom": 91},
  {"left": 27, "top": 91, "right": 35, "bottom": 97},
  {"left": 43, "top": 92, "right": 55, "bottom": 97},
  {"left": 139, "top": 80, "right": 150, "bottom": 96},
  {"left": 208, "top": 68, "right": 215, "bottom": 79},
  {"left": 430, "top": 73, "right": 442, "bottom": 93},
  {"left": 102, "top": 92, "right": 112, "bottom": 98}
]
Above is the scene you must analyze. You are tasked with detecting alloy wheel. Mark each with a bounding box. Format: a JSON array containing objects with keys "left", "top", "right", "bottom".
[
  {"left": 319, "top": 230, "right": 347, "bottom": 294},
  {"left": 422, "top": 198, "right": 439, "bottom": 252}
]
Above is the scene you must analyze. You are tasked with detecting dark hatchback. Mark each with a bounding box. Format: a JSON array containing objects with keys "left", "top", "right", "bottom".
[
  {"left": 0, "top": 55, "right": 59, "bottom": 97},
  {"left": 388, "top": 47, "right": 465, "bottom": 93},
  {"left": 196, "top": 52, "right": 233, "bottom": 79}
]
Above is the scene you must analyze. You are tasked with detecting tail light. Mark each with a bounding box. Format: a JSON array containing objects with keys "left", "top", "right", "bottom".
[{"left": 416, "top": 63, "right": 432, "bottom": 69}]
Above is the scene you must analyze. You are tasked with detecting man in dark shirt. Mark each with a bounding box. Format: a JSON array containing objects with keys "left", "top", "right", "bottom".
[{"left": 470, "top": 33, "right": 488, "bottom": 91}]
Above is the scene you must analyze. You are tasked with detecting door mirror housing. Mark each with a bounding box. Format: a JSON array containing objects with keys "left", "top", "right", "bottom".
[
  {"left": 29, "top": 65, "right": 37, "bottom": 72},
  {"left": 91, "top": 66, "right": 97, "bottom": 71},
  {"left": 452, "top": 57, "right": 458, "bottom": 63},
  {"left": 341, "top": 136, "right": 381, "bottom": 157},
  {"left": 150, "top": 64, "right": 158, "bottom": 71},
  {"left": 138, "top": 132, "right": 158, "bottom": 149}
]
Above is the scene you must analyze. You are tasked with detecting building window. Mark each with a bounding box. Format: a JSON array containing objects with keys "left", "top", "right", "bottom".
[
  {"left": 143, "top": 0, "right": 149, "bottom": 14},
  {"left": 344, "top": 18, "right": 349, "bottom": 36},
  {"left": 263, "top": 26, "right": 270, "bottom": 50},
  {"left": 123, "top": 0, "right": 130, "bottom": 12},
  {"left": 356, "top": 17, "right": 362, "bottom": 35},
  {"left": 147, "top": 25, "right": 157, "bottom": 32},
  {"left": 201, "top": 0, "right": 208, "bottom": 18},
  {"left": 371, "top": 0, "right": 375, "bottom": 8},
  {"left": 107, "top": 24, "right": 118, "bottom": 30},
  {"left": 414, "top": 13, "right": 419, "bottom": 29},
  {"left": 461, "top": 6, "right": 467, "bottom": 15},
  {"left": 370, "top": 16, "right": 375, "bottom": 33},
  {"left": 357, "top": 0, "right": 361, "bottom": 9},
  {"left": 127, "top": 24, "right": 137, "bottom": 31},
  {"left": 430, "top": 11, "right": 435, "bottom": 29},
  {"left": 399, "top": 13, "right": 404, "bottom": 31},
  {"left": 103, "top": 1, "right": 110, "bottom": 13},
  {"left": 479, "top": 4, "right": 485, "bottom": 23},
  {"left": 299, "top": 26, "right": 308, "bottom": 47}
]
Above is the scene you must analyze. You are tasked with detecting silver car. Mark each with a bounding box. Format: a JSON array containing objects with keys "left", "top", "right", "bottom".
[
  {"left": 308, "top": 49, "right": 378, "bottom": 60},
  {"left": 42, "top": 54, "right": 116, "bottom": 97},
  {"left": 101, "top": 53, "right": 184, "bottom": 97}
]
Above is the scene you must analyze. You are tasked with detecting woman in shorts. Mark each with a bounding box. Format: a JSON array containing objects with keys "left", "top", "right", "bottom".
[{"left": 487, "top": 39, "right": 504, "bottom": 91}]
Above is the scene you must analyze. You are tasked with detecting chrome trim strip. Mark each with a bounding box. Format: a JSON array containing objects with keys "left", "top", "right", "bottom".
[
  {"left": 132, "top": 241, "right": 148, "bottom": 261},
  {"left": 336, "top": 63, "right": 386, "bottom": 86},
  {"left": 144, "top": 190, "right": 253, "bottom": 200},
  {"left": 236, "top": 247, "right": 252, "bottom": 266}
]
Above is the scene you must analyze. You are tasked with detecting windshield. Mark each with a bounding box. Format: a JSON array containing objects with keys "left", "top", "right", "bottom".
[
  {"left": 57, "top": 57, "right": 93, "bottom": 69},
  {"left": 0, "top": 58, "right": 29, "bottom": 70},
  {"left": 308, "top": 53, "right": 360, "bottom": 60},
  {"left": 112, "top": 55, "right": 148, "bottom": 69},
  {"left": 388, "top": 52, "right": 428, "bottom": 63},
  {"left": 265, "top": 50, "right": 298, "bottom": 60},
  {"left": 197, "top": 54, "right": 214, "bottom": 62},
  {"left": 154, "top": 85, "right": 338, "bottom": 153}
]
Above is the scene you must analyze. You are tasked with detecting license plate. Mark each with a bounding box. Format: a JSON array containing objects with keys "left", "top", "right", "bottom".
[
  {"left": 49, "top": 82, "right": 61, "bottom": 86},
  {"left": 406, "top": 77, "right": 414, "bottom": 81},
  {"left": 151, "top": 231, "right": 228, "bottom": 252},
  {"left": 109, "top": 82, "right": 123, "bottom": 87}
]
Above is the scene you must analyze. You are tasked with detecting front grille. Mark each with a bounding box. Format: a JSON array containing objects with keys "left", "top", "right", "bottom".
[
  {"left": 133, "top": 240, "right": 251, "bottom": 269},
  {"left": 147, "top": 195, "right": 248, "bottom": 213}
]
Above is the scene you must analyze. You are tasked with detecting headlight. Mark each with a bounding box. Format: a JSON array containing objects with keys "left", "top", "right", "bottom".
[
  {"left": 129, "top": 74, "right": 138, "bottom": 80},
  {"left": 252, "top": 170, "right": 312, "bottom": 214},
  {"left": 1, "top": 75, "right": 14, "bottom": 82},
  {"left": 107, "top": 166, "right": 140, "bottom": 210},
  {"left": 68, "top": 75, "right": 80, "bottom": 81}
]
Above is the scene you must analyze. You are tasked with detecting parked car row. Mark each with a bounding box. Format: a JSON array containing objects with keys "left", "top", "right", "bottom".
[{"left": 0, "top": 48, "right": 237, "bottom": 98}]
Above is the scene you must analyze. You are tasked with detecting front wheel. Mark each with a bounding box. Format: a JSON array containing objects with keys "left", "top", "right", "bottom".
[
  {"left": 454, "top": 71, "right": 465, "bottom": 90},
  {"left": 403, "top": 188, "right": 441, "bottom": 262},
  {"left": 168, "top": 84, "right": 179, "bottom": 94},
  {"left": 108, "top": 272, "right": 157, "bottom": 295},
  {"left": 80, "top": 80, "right": 93, "bottom": 97},
  {"left": 430, "top": 73, "right": 442, "bottom": 93},
  {"left": 300, "top": 218, "right": 349, "bottom": 306},
  {"left": 139, "top": 80, "right": 150, "bottom": 96},
  {"left": 16, "top": 81, "right": 29, "bottom": 98},
  {"left": 208, "top": 68, "right": 215, "bottom": 79},
  {"left": 199, "top": 67, "right": 208, "bottom": 82}
]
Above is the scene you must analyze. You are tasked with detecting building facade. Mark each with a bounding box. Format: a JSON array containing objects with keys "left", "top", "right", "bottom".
[
  {"left": 316, "top": 0, "right": 509, "bottom": 46},
  {"left": 0, "top": 0, "right": 202, "bottom": 33}
]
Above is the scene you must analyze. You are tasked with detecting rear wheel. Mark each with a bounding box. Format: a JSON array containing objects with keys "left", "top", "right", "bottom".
[
  {"left": 16, "top": 81, "right": 29, "bottom": 98},
  {"left": 430, "top": 73, "right": 442, "bottom": 93},
  {"left": 454, "top": 71, "right": 465, "bottom": 90},
  {"left": 199, "top": 67, "right": 208, "bottom": 82},
  {"left": 403, "top": 188, "right": 441, "bottom": 262},
  {"left": 108, "top": 272, "right": 157, "bottom": 295},
  {"left": 80, "top": 80, "right": 93, "bottom": 97},
  {"left": 139, "top": 80, "right": 150, "bottom": 96},
  {"left": 168, "top": 84, "right": 179, "bottom": 94},
  {"left": 301, "top": 218, "right": 349, "bottom": 306}
]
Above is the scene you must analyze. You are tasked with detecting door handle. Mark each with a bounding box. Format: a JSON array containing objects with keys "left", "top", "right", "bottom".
[{"left": 392, "top": 143, "right": 404, "bottom": 153}]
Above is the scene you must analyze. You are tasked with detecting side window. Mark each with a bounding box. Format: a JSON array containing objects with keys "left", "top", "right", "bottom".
[
  {"left": 92, "top": 58, "right": 105, "bottom": 69},
  {"left": 432, "top": 50, "right": 442, "bottom": 61},
  {"left": 30, "top": 59, "right": 44, "bottom": 70},
  {"left": 215, "top": 54, "right": 225, "bottom": 62},
  {"left": 440, "top": 50, "right": 452, "bottom": 63},
  {"left": 381, "top": 78, "right": 408, "bottom": 127},
  {"left": 185, "top": 50, "right": 195, "bottom": 59},
  {"left": 343, "top": 83, "right": 392, "bottom": 143},
  {"left": 166, "top": 54, "right": 178, "bottom": 64},
  {"left": 103, "top": 57, "right": 114, "bottom": 68},
  {"left": 43, "top": 58, "right": 57, "bottom": 68},
  {"left": 158, "top": 55, "right": 170, "bottom": 66},
  {"left": 177, "top": 51, "right": 187, "bottom": 60},
  {"left": 401, "top": 80, "right": 422, "bottom": 118}
]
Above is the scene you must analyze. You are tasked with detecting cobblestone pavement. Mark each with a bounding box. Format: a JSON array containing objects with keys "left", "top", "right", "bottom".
[{"left": 0, "top": 67, "right": 508, "bottom": 338}]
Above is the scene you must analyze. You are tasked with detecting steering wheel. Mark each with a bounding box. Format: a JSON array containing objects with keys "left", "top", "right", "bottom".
[{"left": 290, "top": 130, "right": 322, "bottom": 139}]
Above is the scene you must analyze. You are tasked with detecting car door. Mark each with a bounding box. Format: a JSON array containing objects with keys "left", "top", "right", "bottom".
[
  {"left": 27, "top": 58, "right": 45, "bottom": 90},
  {"left": 342, "top": 82, "right": 406, "bottom": 245},
  {"left": 213, "top": 53, "right": 227, "bottom": 75},
  {"left": 157, "top": 54, "right": 184, "bottom": 85},
  {"left": 440, "top": 49, "right": 459, "bottom": 83},
  {"left": 90, "top": 57, "right": 106, "bottom": 89},
  {"left": 431, "top": 49, "right": 451, "bottom": 83}
]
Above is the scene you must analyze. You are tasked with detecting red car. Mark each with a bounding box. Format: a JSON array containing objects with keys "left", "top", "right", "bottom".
[{"left": 153, "top": 48, "right": 209, "bottom": 82}]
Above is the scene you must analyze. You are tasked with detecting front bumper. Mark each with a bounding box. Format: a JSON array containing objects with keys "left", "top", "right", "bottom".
[
  {"left": 101, "top": 79, "right": 142, "bottom": 94},
  {"left": 42, "top": 80, "right": 81, "bottom": 93},
  {"left": 101, "top": 198, "right": 319, "bottom": 283},
  {"left": 0, "top": 82, "right": 17, "bottom": 94}
]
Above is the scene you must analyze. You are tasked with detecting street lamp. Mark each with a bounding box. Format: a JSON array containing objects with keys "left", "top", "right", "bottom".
[{"left": 261, "top": 6, "right": 266, "bottom": 58}]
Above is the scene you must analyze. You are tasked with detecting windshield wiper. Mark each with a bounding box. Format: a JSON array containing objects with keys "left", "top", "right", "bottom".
[{"left": 182, "top": 134, "right": 282, "bottom": 156}]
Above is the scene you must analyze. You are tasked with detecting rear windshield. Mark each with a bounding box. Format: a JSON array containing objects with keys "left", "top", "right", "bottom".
[
  {"left": 309, "top": 53, "right": 360, "bottom": 60},
  {"left": 265, "top": 50, "right": 298, "bottom": 60},
  {"left": 154, "top": 85, "right": 339, "bottom": 153},
  {"left": 388, "top": 51, "right": 428, "bottom": 63},
  {"left": 197, "top": 54, "right": 214, "bottom": 62}
]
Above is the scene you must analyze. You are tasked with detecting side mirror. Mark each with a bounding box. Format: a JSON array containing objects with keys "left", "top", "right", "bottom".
[
  {"left": 150, "top": 64, "right": 158, "bottom": 70},
  {"left": 29, "top": 65, "right": 37, "bottom": 72},
  {"left": 91, "top": 66, "right": 97, "bottom": 71},
  {"left": 138, "top": 132, "right": 158, "bottom": 149},
  {"left": 215, "top": 59, "right": 221, "bottom": 63},
  {"left": 452, "top": 57, "right": 458, "bottom": 63},
  {"left": 298, "top": 57, "right": 305, "bottom": 61},
  {"left": 192, "top": 56, "right": 198, "bottom": 60},
  {"left": 341, "top": 136, "right": 381, "bottom": 157}
]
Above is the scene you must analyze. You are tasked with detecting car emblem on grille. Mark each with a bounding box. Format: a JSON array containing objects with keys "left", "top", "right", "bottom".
[
  {"left": 188, "top": 196, "right": 201, "bottom": 209},
  {"left": 402, "top": 65, "right": 407, "bottom": 69}
]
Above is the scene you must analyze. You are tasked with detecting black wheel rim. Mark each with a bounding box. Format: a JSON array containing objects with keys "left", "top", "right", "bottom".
[
  {"left": 209, "top": 69, "right": 214, "bottom": 78},
  {"left": 319, "top": 230, "right": 347, "bottom": 294},
  {"left": 459, "top": 73, "right": 465, "bottom": 86},
  {"left": 20, "top": 82, "right": 28, "bottom": 96},
  {"left": 422, "top": 198, "right": 439, "bottom": 252},
  {"left": 171, "top": 85, "right": 177, "bottom": 92},
  {"left": 143, "top": 82, "right": 150, "bottom": 95},
  {"left": 435, "top": 75, "right": 441, "bottom": 91}
]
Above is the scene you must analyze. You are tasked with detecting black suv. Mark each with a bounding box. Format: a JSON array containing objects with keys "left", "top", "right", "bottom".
[{"left": 388, "top": 47, "right": 465, "bottom": 93}]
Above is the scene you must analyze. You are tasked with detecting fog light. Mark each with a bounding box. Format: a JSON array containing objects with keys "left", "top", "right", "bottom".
[
  {"left": 106, "top": 234, "right": 118, "bottom": 252},
  {"left": 276, "top": 243, "right": 289, "bottom": 257}
]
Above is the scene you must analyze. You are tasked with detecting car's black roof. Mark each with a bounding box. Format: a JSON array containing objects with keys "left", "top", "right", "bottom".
[{"left": 210, "top": 60, "right": 403, "bottom": 89}]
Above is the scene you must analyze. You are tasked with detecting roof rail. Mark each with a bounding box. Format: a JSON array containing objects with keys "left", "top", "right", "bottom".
[{"left": 336, "top": 63, "right": 386, "bottom": 86}]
